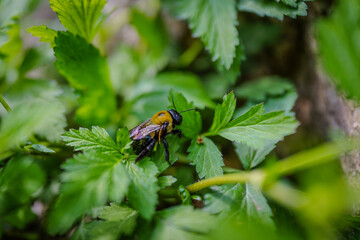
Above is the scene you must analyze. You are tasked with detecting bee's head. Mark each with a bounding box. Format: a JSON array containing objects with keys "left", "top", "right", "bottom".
[{"left": 168, "top": 109, "right": 183, "bottom": 126}]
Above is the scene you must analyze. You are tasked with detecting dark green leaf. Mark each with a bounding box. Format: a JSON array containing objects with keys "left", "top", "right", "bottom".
[
  {"left": 152, "top": 135, "right": 181, "bottom": 173},
  {"left": 238, "top": 0, "right": 308, "bottom": 20},
  {"left": 236, "top": 76, "right": 294, "bottom": 102},
  {"left": 167, "top": 0, "right": 239, "bottom": 69},
  {"left": 316, "top": 0, "right": 360, "bottom": 99},
  {"left": 0, "top": 156, "right": 45, "bottom": 215},
  {"left": 169, "top": 91, "right": 202, "bottom": 138},
  {"left": 49, "top": 0, "right": 106, "bottom": 41},
  {"left": 188, "top": 137, "right": 223, "bottom": 179},
  {"left": 54, "top": 31, "right": 115, "bottom": 125}
]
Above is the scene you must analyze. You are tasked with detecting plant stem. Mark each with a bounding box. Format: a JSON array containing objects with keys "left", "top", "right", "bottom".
[
  {"left": 186, "top": 171, "right": 264, "bottom": 193},
  {"left": 0, "top": 95, "right": 11, "bottom": 112},
  {"left": 186, "top": 139, "right": 358, "bottom": 193}
]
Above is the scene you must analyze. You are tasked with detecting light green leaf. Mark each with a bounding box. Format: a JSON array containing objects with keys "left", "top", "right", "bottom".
[
  {"left": 62, "top": 127, "right": 121, "bottom": 155},
  {"left": 47, "top": 152, "right": 129, "bottom": 234},
  {"left": 116, "top": 128, "right": 132, "bottom": 153},
  {"left": 263, "top": 90, "right": 298, "bottom": 115},
  {"left": 234, "top": 141, "right": 276, "bottom": 170},
  {"left": 151, "top": 206, "right": 217, "bottom": 240},
  {"left": 188, "top": 137, "right": 223, "bottom": 179},
  {"left": 209, "top": 92, "right": 236, "bottom": 133},
  {"left": 152, "top": 135, "right": 181, "bottom": 173},
  {"left": 168, "top": 0, "right": 238, "bottom": 69},
  {"left": 49, "top": 0, "right": 106, "bottom": 41},
  {"left": 27, "top": 25, "right": 57, "bottom": 46},
  {"left": 238, "top": 0, "right": 308, "bottom": 21},
  {"left": 30, "top": 144, "right": 56, "bottom": 153},
  {"left": 240, "top": 183, "right": 274, "bottom": 228},
  {"left": 278, "top": 0, "right": 297, "bottom": 7},
  {"left": 54, "top": 31, "right": 116, "bottom": 125},
  {"left": 204, "top": 184, "right": 243, "bottom": 215},
  {"left": 72, "top": 205, "right": 138, "bottom": 240},
  {"left": 132, "top": 72, "right": 215, "bottom": 110},
  {"left": 170, "top": 91, "right": 202, "bottom": 139},
  {"left": 158, "top": 176, "right": 177, "bottom": 189},
  {"left": 215, "top": 41, "right": 245, "bottom": 84},
  {"left": 236, "top": 76, "right": 294, "bottom": 102},
  {"left": 0, "top": 155, "right": 46, "bottom": 216},
  {"left": 316, "top": 0, "right": 360, "bottom": 99},
  {"left": 126, "top": 159, "right": 159, "bottom": 219},
  {"left": 0, "top": 99, "right": 66, "bottom": 153},
  {"left": 218, "top": 104, "right": 298, "bottom": 149}
]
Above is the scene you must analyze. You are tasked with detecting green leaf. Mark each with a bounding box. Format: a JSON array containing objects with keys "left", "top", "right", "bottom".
[
  {"left": 0, "top": 156, "right": 45, "bottom": 216},
  {"left": 49, "top": 0, "right": 106, "bottom": 41},
  {"left": 218, "top": 104, "right": 298, "bottom": 149},
  {"left": 236, "top": 76, "right": 295, "bottom": 102},
  {"left": 316, "top": 0, "right": 360, "bottom": 99},
  {"left": 158, "top": 176, "right": 177, "bottom": 189},
  {"left": 151, "top": 206, "right": 217, "bottom": 240},
  {"left": 234, "top": 141, "right": 276, "bottom": 170},
  {"left": 263, "top": 90, "right": 298, "bottom": 116},
  {"left": 170, "top": 91, "right": 202, "bottom": 139},
  {"left": 72, "top": 205, "right": 138, "bottom": 240},
  {"left": 62, "top": 127, "right": 121, "bottom": 155},
  {"left": 0, "top": 99, "right": 66, "bottom": 153},
  {"left": 278, "top": 0, "right": 297, "bottom": 7},
  {"left": 116, "top": 128, "right": 132, "bottom": 153},
  {"left": 215, "top": 41, "right": 246, "bottom": 84},
  {"left": 168, "top": 0, "right": 238, "bottom": 69},
  {"left": 209, "top": 92, "right": 236, "bottom": 133},
  {"left": 126, "top": 159, "right": 159, "bottom": 219},
  {"left": 204, "top": 184, "right": 243, "bottom": 215},
  {"left": 27, "top": 25, "right": 57, "bottom": 46},
  {"left": 46, "top": 152, "right": 129, "bottom": 234},
  {"left": 30, "top": 144, "right": 56, "bottom": 153},
  {"left": 130, "top": 9, "right": 169, "bottom": 69},
  {"left": 54, "top": 31, "right": 116, "bottom": 125},
  {"left": 132, "top": 72, "right": 215, "bottom": 110},
  {"left": 188, "top": 137, "right": 223, "bottom": 179},
  {"left": 240, "top": 183, "right": 274, "bottom": 228},
  {"left": 152, "top": 135, "right": 181, "bottom": 173},
  {"left": 238, "top": 0, "right": 308, "bottom": 21}
]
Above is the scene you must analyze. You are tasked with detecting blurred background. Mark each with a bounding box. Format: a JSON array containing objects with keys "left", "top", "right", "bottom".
[{"left": 1, "top": 0, "right": 360, "bottom": 239}]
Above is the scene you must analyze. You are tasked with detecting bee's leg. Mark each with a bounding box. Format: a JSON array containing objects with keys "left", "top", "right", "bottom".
[
  {"left": 172, "top": 129, "right": 182, "bottom": 137},
  {"left": 162, "top": 138, "right": 170, "bottom": 165},
  {"left": 135, "top": 138, "right": 156, "bottom": 163}
]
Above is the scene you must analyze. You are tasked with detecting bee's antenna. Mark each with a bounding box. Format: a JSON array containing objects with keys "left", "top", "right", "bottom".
[{"left": 180, "top": 108, "right": 196, "bottom": 113}]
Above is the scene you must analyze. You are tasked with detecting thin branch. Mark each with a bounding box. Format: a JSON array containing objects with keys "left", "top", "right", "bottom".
[{"left": 0, "top": 95, "right": 11, "bottom": 112}]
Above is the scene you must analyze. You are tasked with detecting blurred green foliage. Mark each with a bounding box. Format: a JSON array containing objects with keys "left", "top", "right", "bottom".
[{"left": 0, "top": 0, "right": 359, "bottom": 240}]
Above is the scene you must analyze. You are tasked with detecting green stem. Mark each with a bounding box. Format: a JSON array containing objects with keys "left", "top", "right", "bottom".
[
  {"left": 186, "top": 171, "right": 264, "bottom": 193},
  {"left": 0, "top": 95, "right": 11, "bottom": 112},
  {"left": 186, "top": 139, "right": 358, "bottom": 193},
  {"left": 266, "top": 140, "right": 356, "bottom": 177}
]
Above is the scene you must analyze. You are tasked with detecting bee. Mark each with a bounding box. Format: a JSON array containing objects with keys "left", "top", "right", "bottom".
[{"left": 129, "top": 100, "right": 195, "bottom": 164}]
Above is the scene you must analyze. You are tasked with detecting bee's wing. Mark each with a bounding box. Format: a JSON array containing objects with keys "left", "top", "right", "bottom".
[
  {"left": 129, "top": 118, "right": 151, "bottom": 138},
  {"left": 132, "top": 124, "right": 161, "bottom": 140}
]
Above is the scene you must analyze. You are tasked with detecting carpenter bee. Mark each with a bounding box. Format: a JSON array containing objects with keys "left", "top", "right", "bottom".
[{"left": 129, "top": 99, "right": 195, "bottom": 164}]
